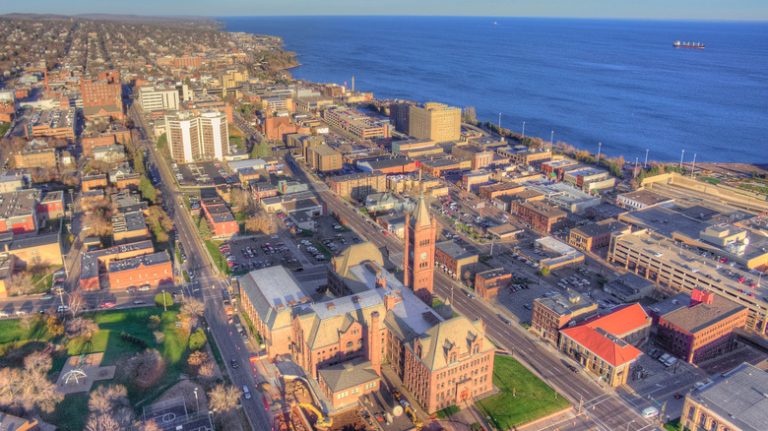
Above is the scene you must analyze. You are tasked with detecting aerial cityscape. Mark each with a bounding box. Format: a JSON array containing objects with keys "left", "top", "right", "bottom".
[{"left": 0, "top": 2, "right": 767, "bottom": 431}]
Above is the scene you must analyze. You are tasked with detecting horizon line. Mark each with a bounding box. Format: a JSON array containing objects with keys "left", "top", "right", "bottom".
[{"left": 3, "top": 12, "right": 768, "bottom": 23}]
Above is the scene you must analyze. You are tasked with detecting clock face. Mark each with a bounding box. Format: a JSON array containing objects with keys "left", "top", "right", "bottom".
[{"left": 420, "top": 251, "right": 427, "bottom": 261}]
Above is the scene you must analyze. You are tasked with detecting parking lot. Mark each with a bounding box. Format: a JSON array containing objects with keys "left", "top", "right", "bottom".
[
  {"left": 175, "top": 161, "right": 235, "bottom": 188},
  {"left": 221, "top": 234, "right": 303, "bottom": 274},
  {"left": 291, "top": 214, "right": 360, "bottom": 263}
]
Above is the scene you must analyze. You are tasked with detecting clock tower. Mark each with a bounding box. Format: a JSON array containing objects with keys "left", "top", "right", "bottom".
[{"left": 403, "top": 181, "right": 437, "bottom": 304}]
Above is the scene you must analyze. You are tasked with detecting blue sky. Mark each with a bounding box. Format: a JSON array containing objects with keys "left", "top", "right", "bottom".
[{"left": 6, "top": 0, "right": 768, "bottom": 21}]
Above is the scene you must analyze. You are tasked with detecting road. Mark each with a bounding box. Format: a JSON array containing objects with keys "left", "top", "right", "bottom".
[
  {"left": 130, "top": 104, "right": 269, "bottom": 431},
  {"left": 286, "top": 155, "right": 660, "bottom": 431}
]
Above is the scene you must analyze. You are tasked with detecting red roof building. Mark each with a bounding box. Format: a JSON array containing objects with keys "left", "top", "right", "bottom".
[{"left": 558, "top": 303, "right": 651, "bottom": 387}]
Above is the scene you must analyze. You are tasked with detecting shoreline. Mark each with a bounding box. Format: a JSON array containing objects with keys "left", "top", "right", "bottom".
[{"left": 224, "top": 20, "right": 766, "bottom": 170}]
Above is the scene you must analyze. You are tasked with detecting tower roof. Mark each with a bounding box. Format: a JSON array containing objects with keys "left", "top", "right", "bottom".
[{"left": 412, "top": 194, "right": 432, "bottom": 229}]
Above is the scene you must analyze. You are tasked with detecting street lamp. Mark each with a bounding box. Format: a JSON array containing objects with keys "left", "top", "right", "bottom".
[{"left": 194, "top": 387, "right": 199, "bottom": 412}]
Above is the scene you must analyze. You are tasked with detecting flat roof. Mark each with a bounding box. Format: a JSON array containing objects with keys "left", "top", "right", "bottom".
[
  {"left": 662, "top": 294, "right": 745, "bottom": 333},
  {"left": 618, "top": 189, "right": 673, "bottom": 207},
  {"left": 536, "top": 290, "right": 596, "bottom": 316},
  {"left": 689, "top": 362, "right": 768, "bottom": 431},
  {"left": 240, "top": 265, "right": 311, "bottom": 311},
  {"left": 436, "top": 240, "right": 479, "bottom": 260},
  {"left": 108, "top": 251, "right": 169, "bottom": 272}
]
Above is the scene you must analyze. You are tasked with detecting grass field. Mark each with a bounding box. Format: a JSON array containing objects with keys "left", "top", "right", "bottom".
[
  {"left": 477, "top": 355, "right": 570, "bottom": 429},
  {"left": 0, "top": 315, "right": 57, "bottom": 358},
  {"left": 205, "top": 239, "right": 231, "bottom": 276}
]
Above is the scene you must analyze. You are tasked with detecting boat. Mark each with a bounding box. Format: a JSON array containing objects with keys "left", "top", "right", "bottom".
[{"left": 673, "top": 40, "right": 705, "bottom": 49}]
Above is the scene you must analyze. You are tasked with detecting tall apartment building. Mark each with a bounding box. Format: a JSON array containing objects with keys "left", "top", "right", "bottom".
[
  {"left": 81, "top": 70, "right": 124, "bottom": 121},
  {"left": 389, "top": 102, "right": 412, "bottom": 133},
  {"left": 165, "top": 111, "right": 228, "bottom": 163},
  {"left": 408, "top": 103, "right": 461, "bottom": 142},
  {"left": 403, "top": 192, "right": 437, "bottom": 304},
  {"left": 137, "top": 86, "right": 180, "bottom": 112}
]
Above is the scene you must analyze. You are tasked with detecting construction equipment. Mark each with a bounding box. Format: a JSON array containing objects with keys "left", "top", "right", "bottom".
[{"left": 299, "top": 402, "right": 333, "bottom": 430}]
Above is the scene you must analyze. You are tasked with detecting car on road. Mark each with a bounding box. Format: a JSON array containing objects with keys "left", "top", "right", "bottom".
[
  {"left": 138, "top": 284, "right": 151, "bottom": 292},
  {"left": 566, "top": 364, "right": 579, "bottom": 373},
  {"left": 100, "top": 301, "right": 116, "bottom": 309},
  {"left": 497, "top": 314, "right": 512, "bottom": 325},
  {"left": 230, "top": 359, "right": 240, "bottom": 369},
  {"left": 133, "top": 300, "right": 145, "bottom": 305},
  {"left": 242, "top": 385, "right": 251, "bottom": 400}
]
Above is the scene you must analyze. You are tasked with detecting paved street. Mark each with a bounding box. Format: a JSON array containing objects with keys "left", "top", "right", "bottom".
[
  {"left": 286, "top": 154, "right": 661, "bottom": 431},
  {"left": 131, "top": 104, "right": 271, "bottom": 431}
]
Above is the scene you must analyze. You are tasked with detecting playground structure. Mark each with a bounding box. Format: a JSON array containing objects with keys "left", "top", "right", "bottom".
[{"left": 55, "top": 353, "right": 115, "bottom": 395}]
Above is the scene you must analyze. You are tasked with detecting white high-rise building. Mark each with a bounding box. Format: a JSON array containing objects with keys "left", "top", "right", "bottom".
[
  {"left": 165, "top": 111, "right": 228, "bottom": 163},
  {"left": 138, "top": 85, "right": 180, "bottom": 112}
]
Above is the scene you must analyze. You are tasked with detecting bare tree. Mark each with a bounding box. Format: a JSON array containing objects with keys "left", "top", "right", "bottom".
[
  {"left": 68, "top": 290, "right": 85, "bottom": 317},
  {"left": 122, "top": 349, "right": 165, "bottom": 389},
  {"left": 134, "top": 420, "right": 162, "bottom": 431},
  {"left": 0, "top": 351, "right": 62, "bottom": 415},
  {"left": 244, "top": 212, "right": 277, "bottom": 235},
  {"left": 8, "top": 272, "right": 36, "bottom": 296},
  {"left": 85, "top": 413, "right": 122, "bottom": 431},
  {"left": 208, "top": 384, "right": 241, "bottom": 414},
  {"left": 86, "top": 384, "right": 134, "bottom": 431},
  {"left": 188, "top": 351, "right": 215, "bottom": 380},
  {"left": 179, "top": 297, "right": 205, "bottom": 331},
  {"left": 66, "top": 317, "right": 99, "bottom": 340}
]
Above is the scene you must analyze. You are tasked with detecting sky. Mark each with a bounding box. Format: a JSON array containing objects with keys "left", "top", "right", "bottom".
[{"left": 5, "top": 0, "right": 768, "bottom": 21}]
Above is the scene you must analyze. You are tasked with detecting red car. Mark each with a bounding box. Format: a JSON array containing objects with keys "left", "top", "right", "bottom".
[{"left": 100, "top": 301, "right": 116, "bottom": 309}]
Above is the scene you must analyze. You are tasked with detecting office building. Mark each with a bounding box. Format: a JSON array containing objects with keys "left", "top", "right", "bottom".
[
  {"left": 137, "top": 85, "right": 180, "bottom": 112},
  {"left": 407, "top": 103, "right": 461, "bottom": 143},
  {"left": 681, "top": 362, "right": 768, "bottom": 431},
  {"left": 323, "top": 106, "right": 390, "bottom": 140},
  {"left": 327, "top": 171, "right": 387, "bottom": 201},
  {"left": 656, "top": 289, "right": 747, "bottom": 364},
  {"left": 608, "top": 230, "right": 768, "bottom": 333},
  {"left": 435, "top": 240, "right": 479, "bottom": 281},
  {"left": 107, "top": 251, "right": 172, "bottom": 290},
  {"left": 81, "top": 70, "right": 124, "bottom": 121},
  {"left": 165, "top": 111, "right": 229, "bottom": 163},
  {"left": 532, "top": 291, "right": 598, "bottom": 344}
]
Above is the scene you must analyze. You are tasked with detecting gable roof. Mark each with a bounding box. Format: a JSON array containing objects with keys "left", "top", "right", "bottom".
[
  {"left": 560, "top": 303, "right": 650, "bottom": 367},
  {"left": 561, "top": 325, "right": 642, "bottom": 367},
  {"left": 582, "top": 303, "right": 650, "bottom": 337},
  {"left": 413, "top": 315, "right": 493, "bottom": 371}
]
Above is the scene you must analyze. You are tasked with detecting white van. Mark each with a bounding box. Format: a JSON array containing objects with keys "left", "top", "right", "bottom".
[
  {"left": 641, "top": 406, "right": 659, "bottom": 418},
  {"left": 242, "top": 385, "right": 251, "bottom": 400}
]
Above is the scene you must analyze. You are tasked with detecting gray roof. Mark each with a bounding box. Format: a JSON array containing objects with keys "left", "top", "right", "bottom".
[
  {"left": 689, "top": 362, "right": 768, "bottom": 431},
  {"left": 317, "top": 358, "right": 379, "bottom": 393},
  {"left": 108, "top": 251, "right": 169, "bottom": 272},
  {"left": 436, "top": 240, "right": 478, "bottom": 260},
  {"left": 238, "top": 266, "right": 310, "bottom": 332}
]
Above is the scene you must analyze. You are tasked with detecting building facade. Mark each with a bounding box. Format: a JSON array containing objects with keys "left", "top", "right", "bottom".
[
  {"left": 165, "top": 111, "right": 229, "bottom": 163},
  {"left": 403, "top": 195, "right": 437, "bottom": 304},
  {"left": 407, "top": 103, "right": 461, "bottom": 143}
]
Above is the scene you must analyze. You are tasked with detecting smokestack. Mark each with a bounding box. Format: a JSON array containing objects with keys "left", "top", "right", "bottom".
[{"left": 368, "top": 311, "right": 382, "bottom": 374}]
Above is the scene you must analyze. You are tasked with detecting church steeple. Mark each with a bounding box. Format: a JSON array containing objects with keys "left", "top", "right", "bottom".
[{"left": 403, "top": 162, "right": 437, "bottom": 304}]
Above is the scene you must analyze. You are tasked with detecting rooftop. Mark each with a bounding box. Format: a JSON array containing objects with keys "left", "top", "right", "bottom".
[
  {"left": 112, "top": 210, "right": 146, "bottom": 233},
  {"left": 317, "top": 358, "right": 379, "bottom": 393},
  {"left": 0, "top": 190, "right": 38, "bottom": 221},
  {"left": 107, "top": 251, "right": 170, "bottom": 273},
  {"left": 535, "top": 290, "right": 596, "bottom": 317},
  {"left": 662, "top": 293, "right": 745, "bottom": 334},
  {"left": 618, "top": 189, "right": 673, "bottom": 207},
  {"left": 571, "top": 220, "right": 628, "bottom": 238},
  {"left": 436, "top": 240, "right": 479, "bottom": 260},
  {"left": 689, "top": 362, "right": 768, "bottom": 431}
]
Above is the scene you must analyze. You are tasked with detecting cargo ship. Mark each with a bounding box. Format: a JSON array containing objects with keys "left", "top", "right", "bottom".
[{"left": 673, "top": 40, "right": 705, "bottom": 49}]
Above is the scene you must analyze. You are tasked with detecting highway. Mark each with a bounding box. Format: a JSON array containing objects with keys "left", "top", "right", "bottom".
[
  {"left": 285, "top": 155, "right": 660, "bottom": 431},
  {"left": 130, "top": 104, "right": 269, "bottom": 431}
]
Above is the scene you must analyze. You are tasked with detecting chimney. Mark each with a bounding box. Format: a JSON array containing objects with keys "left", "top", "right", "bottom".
[
  {"left": 375, "top": 271, "right": 387, "bottom": 289},
  {"left": 368, "top": 311, "right": 382, "bottom": 374},
  {"left": 384, "top": 292, "right": 402, "bottom": 311}
]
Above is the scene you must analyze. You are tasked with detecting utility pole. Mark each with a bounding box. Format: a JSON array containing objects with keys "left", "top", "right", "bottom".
[
  {"left": 691, "top": 153, "right": 697, "bottom": 178},
  {"left": 680, "top": 149, "right": 685, "bottom": 170},
  {"left": 644, "top": 148, "right": 649, "bottom": 168}
]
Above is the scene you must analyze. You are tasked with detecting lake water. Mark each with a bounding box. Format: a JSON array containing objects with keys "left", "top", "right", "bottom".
[{"left": 223, "top": 16, "right": 768, "bottom": 163}]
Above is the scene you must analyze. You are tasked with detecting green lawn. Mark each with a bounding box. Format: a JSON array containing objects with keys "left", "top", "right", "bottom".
[
  {"left": 477, "top": 355, "right": 570, "bottom": 429},
  {"left": 664, "top": 419, "right": 684, "bottom": 431},
  {"left": 205, "top": 239, "right": 231, "bottom": 276},
  {"left": 0, "top": 316, "right": 56, "bottom": 358},
  {"left": 0, "top": 122, "right": 10, "bottom": 137}
]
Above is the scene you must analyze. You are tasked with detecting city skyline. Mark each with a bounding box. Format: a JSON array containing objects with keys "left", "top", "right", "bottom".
[{"left": 4, "top": 0, "right": 768, "bottom": 21}]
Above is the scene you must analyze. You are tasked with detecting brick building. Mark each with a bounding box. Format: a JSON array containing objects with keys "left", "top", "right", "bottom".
[
  {"left": 37, "top": 190, "right": 64, "bottom": 224},
  {"left": 511, "top": 200, "right": 567, "bottom": 234},
  {"left": 558, "top": 304, "right": 651, "bottom": 387},
  {"left": 568, "top": 220, "right": 630, "bottom": 253},
  {"left": 106, "top": 251, "right": 172, "bottom": 290},
  {"left": 200, "top": 196, "right": 239, "bottom": 237},
  {"left": 474, "top": 268, "right": 511, "bottom": 300},
  {"left": 306, "top": 144, "right": 343, "bottom": 172},
  {"left": 434, "top": 240, "right": 479, "bottom": 281},
  {"left": 327, "top": 171, "right": 387, "bottom": 201},
  {"left": 81, "top": 70, "right": 124, "bottom": 121},
  {"left": 656, "top": 289, "right": 747, "bottom": 364},
  {"left": 81, "top": 174, "right": 108, "bottom": 192},
  {"left": 0, "top": 190, "right": 38, "bottom": 234},
  {"left": 531, "top": 291, "right": 598, "bottom": 344}
]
